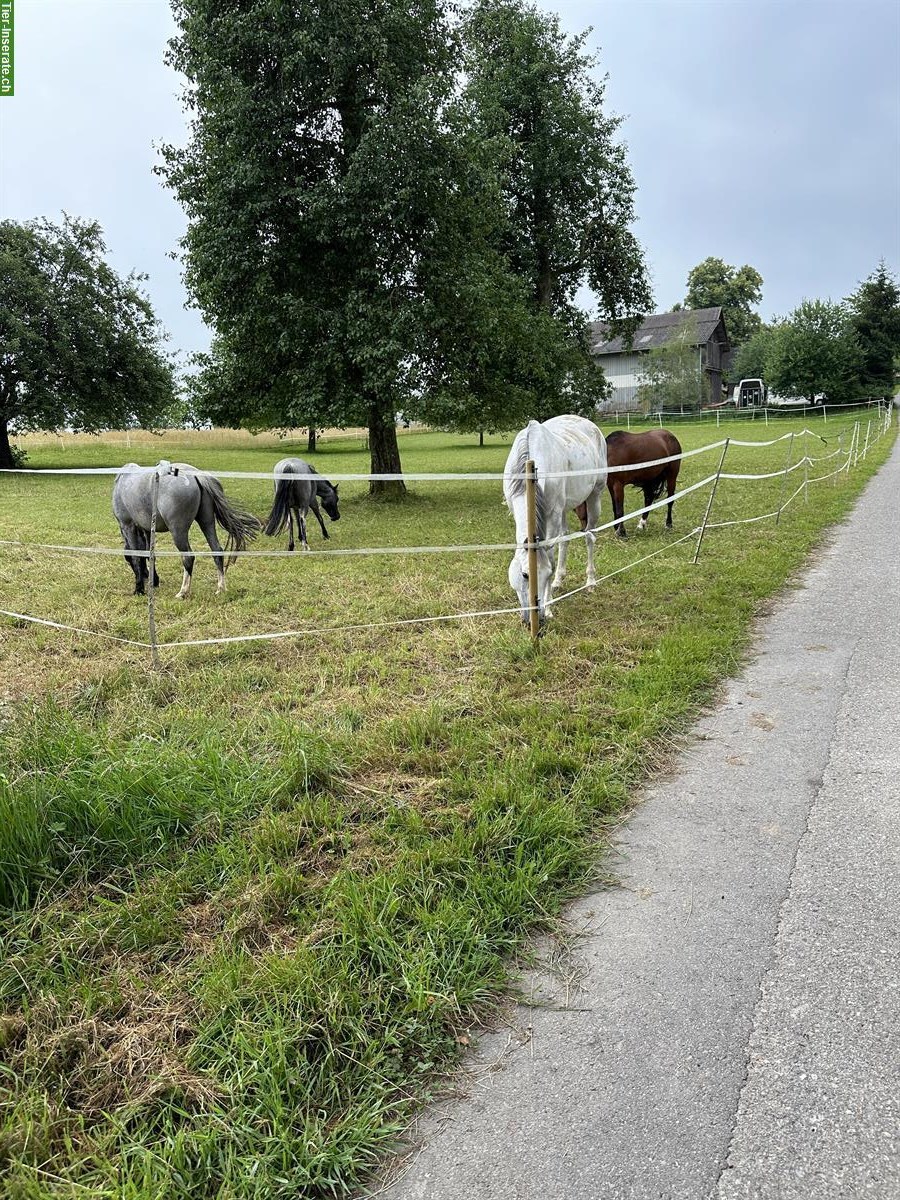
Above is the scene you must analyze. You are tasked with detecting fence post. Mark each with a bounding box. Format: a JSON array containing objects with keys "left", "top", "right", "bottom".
[
  {"left": 803, "top": 453, "right": 809, "bottom": 503},
  {"left": 693, "top": 438, "right": 730, "bottom": 565},
  {"left": 863, "top": 419, "right": 871, "bottom": 461},
  {"left": 774, "top": 432, "right": 795, "bottom": 526},
  {"left": 525, "top": 459, "right": 540, "bottom": 643},
  {"left": 823, "top": 405, "right": 827, "bottom": 423},
  {"left": 148, "top": 470, "right": 161, "bottom": 670},
  {"left": 852, "top": 420, "right": 862, "bottom": 467},
  {"left": 845, "top": 423, "right": 857, "bottom": 475}
]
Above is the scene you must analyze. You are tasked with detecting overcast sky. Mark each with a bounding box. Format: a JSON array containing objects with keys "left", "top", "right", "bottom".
[{"left": 1, "top": 0, "right": 898, "bottom": 363}]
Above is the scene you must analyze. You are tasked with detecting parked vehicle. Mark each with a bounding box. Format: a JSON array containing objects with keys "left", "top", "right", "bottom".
[{"left": 731, "top": 378, "right": 766, "bottom": 407}]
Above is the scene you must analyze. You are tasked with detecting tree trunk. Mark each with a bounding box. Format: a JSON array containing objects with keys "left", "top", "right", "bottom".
[
  {"left": 368, "top": 403, "right": 406, "bottom": 498},
  {"left": 0, "top": 417, "right": 14, "bottom": 470},
  {"left": 479, "top": 429, "right": 484, "bottom": 447},
  {"left": 307, "top": 426, "right": 317, "bottom": 454}
]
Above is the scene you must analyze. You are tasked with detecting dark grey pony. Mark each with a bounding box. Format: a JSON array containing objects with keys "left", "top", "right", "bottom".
[
  {"left": 112, "top": 461, "right": 260, "bottom": 599},
  {"left": 264, "top": 457, "right": 340, "bottom": 551}
]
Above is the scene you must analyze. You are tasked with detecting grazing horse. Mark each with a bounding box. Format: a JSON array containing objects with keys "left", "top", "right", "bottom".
[
  {"left": 264, "top": 458, "right": 341, "bottom": 551},
  {"left": 112, "top": 461, "right": 260, "bottom": 599},
  {"left": 503, "top": 415, "right": 607, "bottom": 629},
  {"left": 574, "top": 428, "right": 682, "bottom": 539}
]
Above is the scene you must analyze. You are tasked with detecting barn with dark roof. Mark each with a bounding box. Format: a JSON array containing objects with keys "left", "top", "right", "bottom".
[{"left": 590, "top": 306, "right": 730, "bottom": 412}]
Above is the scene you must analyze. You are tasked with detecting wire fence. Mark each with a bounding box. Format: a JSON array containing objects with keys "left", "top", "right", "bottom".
[
  {"left": 1, "top": 404, "right": 895, "bottom": 662},
  {"left": 602, "top": 397, "right": 890, "bottom": 428}
]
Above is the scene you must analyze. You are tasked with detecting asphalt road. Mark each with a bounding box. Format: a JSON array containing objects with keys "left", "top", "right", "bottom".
[{"left": 378, "top": 438, "right": 900, "bottom": 1200}]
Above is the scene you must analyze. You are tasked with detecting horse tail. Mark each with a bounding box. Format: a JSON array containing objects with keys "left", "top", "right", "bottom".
[
  {"left": 264, "top": 465, "right": 296, "bottom": 538},
  {"left": 643, "top": 472, "right": 669, "bottom": 504},
  {"left": 200, "top": 476, "right": 261, "bottom": 556}
]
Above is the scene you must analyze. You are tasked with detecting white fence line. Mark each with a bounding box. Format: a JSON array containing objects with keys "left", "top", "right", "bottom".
[
  {"left": 0, "top": 419, "right": 879, "bottom": 483},
  {"left": 1, "top": 410, "right": 894, "bottom": 655}
]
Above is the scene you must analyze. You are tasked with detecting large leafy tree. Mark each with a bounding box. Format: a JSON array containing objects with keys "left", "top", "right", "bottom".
[
  {"left": 846, "top": 261, "right": 900, "bottom": 398},
  {"left": 683, "top": 257, "right": 763, "bottom": 349},
  {"left": 0, "top": 216, "right": 175, "bottom": 469},
  {"left": 451, "top": 0, "right": 651, "bottom": 420},
  {"left": 766, "top": 300, "right": 862, "bottom": 403},
  {"left": 163, "top": 0, "right": 524, "bottom": 495}
]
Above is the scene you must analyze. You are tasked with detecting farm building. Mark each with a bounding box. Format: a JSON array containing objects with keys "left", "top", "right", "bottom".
[{"left": 590, "top": 306, "right": 730, "bottom": 412}]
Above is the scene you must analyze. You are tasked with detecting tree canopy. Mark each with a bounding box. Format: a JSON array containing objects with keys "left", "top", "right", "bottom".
[
  {"left": 729, "top": 325, "right": 775, "bottom": 388},
  {"left": 164, "top": 0, "right": 651, "bottom": 480},
  {"left": 683, "top": 257, "right": 763, "bottom": 349},
  {"left": 0, "top": 216, "right": 175, "bottom": 469},
  {"left": 846, "top": 261, "right": 900, "bottom": 398},
  {"left": 766, "top": 300, "right": 862, "bottom": 403}
]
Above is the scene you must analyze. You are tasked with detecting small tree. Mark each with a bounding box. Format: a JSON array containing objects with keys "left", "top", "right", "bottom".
[
  {"left": 684, "top": 257, "right": 763, "bottom": 349},
  {"left": 0, "top": 216, "right": 175, "bottom": 468},
  {"left": 637, "top": 315, "right": 706, "bottom": 412},
  {"left": 766, "top": 300, "right": 862, "bottom": 403},
  {"left": 729, "top": 325, "right": 775, "bottom": 388},
  {"left": 846, "top": 261, "right": 900, "bottom": 398}
]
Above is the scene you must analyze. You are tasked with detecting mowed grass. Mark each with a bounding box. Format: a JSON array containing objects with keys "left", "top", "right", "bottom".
[{"left": 0, "top": 411, "right": 894, "bottom": 1198}]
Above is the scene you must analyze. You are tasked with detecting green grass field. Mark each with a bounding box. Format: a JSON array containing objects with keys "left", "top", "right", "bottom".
[{"left": 0, "top": 410, "right": 894, "bottom": 1198}]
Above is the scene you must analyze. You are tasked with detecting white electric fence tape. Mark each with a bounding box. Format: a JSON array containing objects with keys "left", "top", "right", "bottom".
[{"left": 1, "top": 412, "right": 891, "bottom": 652}]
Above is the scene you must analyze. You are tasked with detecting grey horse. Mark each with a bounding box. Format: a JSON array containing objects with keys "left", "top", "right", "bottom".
[
  {"left": 264, "top": 458, "right": 341, "bottom": 551},
  {"left": 112, "top": 461, "right": 261, "bottom": 599}
]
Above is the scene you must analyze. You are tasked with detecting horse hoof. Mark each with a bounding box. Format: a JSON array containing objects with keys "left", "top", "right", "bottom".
[{"left": 586, "top": 576, "right": 597, "bottom": 589}]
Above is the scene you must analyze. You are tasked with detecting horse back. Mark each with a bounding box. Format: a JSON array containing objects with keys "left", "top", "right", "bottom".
[{"left": 606, "top": 429, "right": 681, "bottom": 479}]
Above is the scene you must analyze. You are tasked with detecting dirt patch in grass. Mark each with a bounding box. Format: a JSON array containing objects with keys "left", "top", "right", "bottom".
[{"left": 4, "top": 981, "right": 220, "bottom": 1120}]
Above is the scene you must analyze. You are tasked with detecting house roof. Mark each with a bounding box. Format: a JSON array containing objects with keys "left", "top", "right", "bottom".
[{"left": 590, "top": 306, "right": 726, "bottom": 355}]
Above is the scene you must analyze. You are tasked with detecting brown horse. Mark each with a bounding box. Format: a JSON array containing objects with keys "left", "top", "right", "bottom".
[{"left": 575, "top": 428, "right": 682, "bottom": 539}]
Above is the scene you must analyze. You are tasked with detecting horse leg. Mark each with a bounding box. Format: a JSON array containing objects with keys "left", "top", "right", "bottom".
[
  {"left": 122, "top": 522, "right": 145, "bottom": 595},
  {"left": 310, "top": 496, "right": 329, "bottom": 540},
  {"left": 136, "top": 527, "right": 160, "bottom": 588},
  {"left": 550, "top": 514, "right": 568, "bottom": 592},
  {"left": 665, "top": 468, "right": 678, "bottom": 529},
  {"left": 287, "top": 509, "right": 295, "bottom": 552},
  {"left": 197, "top": 517, "right": 229, "bottom": 594},
  {"left": 299, "top": 511, "right": 310, "bottom": 552},
  {"left": 639, "top": 485, "right": 653, "bottom": 532},
  {"left": 612, "top": 479, "right": 627, "bottom": 538},
  {"left": 584, "top": 488, "right": 603, "bottom": 586},
  {"left": 169, "top": 525, "right": 196, "bottom": 600}
]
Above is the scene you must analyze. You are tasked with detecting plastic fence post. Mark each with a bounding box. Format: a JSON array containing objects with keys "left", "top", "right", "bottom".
[
  {"left": 148, "top": 471, "right": 161, "bottom": 669},
  {"left": 775, "top": 432, "right": 795, "bottom": 526},
  {"left": 525, "top": 459, "right": 540, "bottom": 642},
  {"left": 693, "top": 438, "right": 730, "bottom": 565}
]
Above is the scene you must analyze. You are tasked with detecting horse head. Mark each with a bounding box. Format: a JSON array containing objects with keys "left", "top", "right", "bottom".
[
  {"left": 320, "top": 482, "right": 340, "bottom": 522},
  {"left": 508, "top": 542, "right": 552, "bottom": 630}
]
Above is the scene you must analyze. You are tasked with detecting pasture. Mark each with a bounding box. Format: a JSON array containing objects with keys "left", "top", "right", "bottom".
[{"left": 0, "top": 412, "right": 894, "bottom": 1198}]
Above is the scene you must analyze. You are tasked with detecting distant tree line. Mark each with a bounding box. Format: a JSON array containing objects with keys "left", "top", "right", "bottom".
[{"left": 729, "top": 262, "right": 900, "bottom": 404}]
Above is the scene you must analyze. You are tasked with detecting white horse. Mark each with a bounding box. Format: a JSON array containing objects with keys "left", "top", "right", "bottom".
[{"left": 503, "top": 415, "right": 608, "bottom": 628}]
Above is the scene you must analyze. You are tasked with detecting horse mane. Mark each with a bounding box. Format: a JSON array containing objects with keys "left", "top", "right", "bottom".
[{"left": 505, "top": 427, "right": 547, "bottom": 542}]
